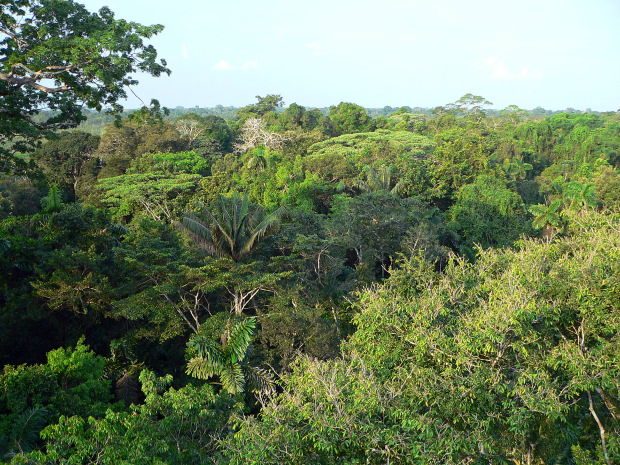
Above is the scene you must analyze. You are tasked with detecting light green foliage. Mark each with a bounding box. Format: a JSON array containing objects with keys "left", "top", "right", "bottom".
[
  {"left": 354, "top": 164, "right": 405, "bottom": 195},
  {"left": 142, "top": 151, "right": 209, "bottom": 175},
  {"left": 11, "top": 370, "right": 242, "bottom": 465},
  {"left": 446, "top": 93, "right": 493, "bottom": 123},
  {"left": 306, "top": 130, "right": 435, "bottom": 194},
  {"left": 0, "top": 340, "right": 112, "bottom": 457},
  {"left": 228, "top": 211, "right": 620, "bottom": 464},
  {"left": 236, "top": 94, "right": 284, "bottom": 120},
  {"left": 501, "top": 157, "right": 533, "bottom": 181},
  {"left": 96, "top": 150, "right": 206, "bottom": 221},
  {"left": 449, "top": 174, "right": 531, "bottom": 257},
  {"left": 529, "top": 199, "right": 563, "bottom": 232},
  {"left": 432, "top": 127, "right": 496, "bottom": 197},
  {"left": 98, "top": 172, "right": 201, "bottom": 222},
  {"left": 40, "top": 186, "right": 64, "bottom": 213},
  {"left": 202, "top": 148, "right": 333, "bottom": 213},
  {"left": 185, "top": 258, "right": 291, "bottom": 316},
  {"left": 382, "top": 108, "right": 428, "bottom": 132},
  {"left": 593, "top": 165, "right": 620, "bottom": 209},
  {"left": 95, "top": 119, "right": 188, "bottom": 163}
]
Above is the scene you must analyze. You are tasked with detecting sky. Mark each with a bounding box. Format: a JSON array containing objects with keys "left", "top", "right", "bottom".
[{"left": 78, "top": 0, "right": 620, "bottom": 111}]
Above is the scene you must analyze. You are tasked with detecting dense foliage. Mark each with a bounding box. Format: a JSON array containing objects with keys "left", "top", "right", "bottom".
[{"left": 1, "top": 2, "right": 619, "bottom": 463}]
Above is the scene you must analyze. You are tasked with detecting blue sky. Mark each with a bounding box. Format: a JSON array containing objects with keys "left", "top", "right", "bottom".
[{"left": 79, "top": 0, "right": 620, "bottom": 111}]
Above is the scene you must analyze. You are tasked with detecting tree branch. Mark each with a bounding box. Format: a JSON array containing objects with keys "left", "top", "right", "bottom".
[
  {"left": 588, "top": 390, "right": 611, "bottom": 465},
  {"left": 0, "top": 109, "right": 78, "bottom": 130}
]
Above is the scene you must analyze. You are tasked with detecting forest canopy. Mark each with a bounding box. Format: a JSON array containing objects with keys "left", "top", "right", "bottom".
[{"left": 1, "top": 1, "right": 619, "bottom": 464}]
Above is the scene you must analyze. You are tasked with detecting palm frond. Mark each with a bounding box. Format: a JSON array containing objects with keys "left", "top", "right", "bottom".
[
  {"left": 186, "top": 356, "right": 221, "bottom": 380},
  {"left": 242, "top": 205, "right": 287, "bottom": 257},
  {"left": 219, "top": 363, "right": 245, "bottom": 394},
  {"left": 225, "top": 318, "right": 256, "bottom": 364},
  {"left": 0, "top": 238, "right": 10, "bottom": 255},
  {"left": 243, "top": 365, "right": 275, "bottom": 394},
  {"left": 11, "top": 407, "right": 48, "bottom": 454},
  {"left": 188, "top": 334, "right": 222, "bottom": 361}
]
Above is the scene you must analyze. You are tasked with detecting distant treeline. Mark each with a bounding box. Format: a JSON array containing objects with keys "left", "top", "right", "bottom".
[{"left": 30, "top": 104, "right": 604, "bottom": 136}]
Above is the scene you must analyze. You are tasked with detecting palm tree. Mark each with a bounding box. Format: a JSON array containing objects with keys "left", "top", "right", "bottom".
[
  {"left": 529, "top": 199, "right": 563, "bottom": 232},
  {"left": 41, "top": 185, "right": 64, "bottom": 213},
  {"left": 186, "top": 317, "right": 273, "bottom": 395},
  {"left": 502, "top": 157, "right": 533, "bottom": 181},
  {"left": 180, "top": 192, "right": 286, "bottom": 262},
  {"left": 246, "top": 148, "right": 268, "bottom": 171},
  {"left": 354, "top": 165, "right": 404, "bottom": 195}
]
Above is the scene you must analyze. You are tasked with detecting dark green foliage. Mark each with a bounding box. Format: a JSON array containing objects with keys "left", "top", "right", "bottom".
[
  {"left": 0, "top": 204, "right": 126, "bottom": 365},
  {"left": 0, "top": 177, "right": 42, "bottom": 218},
  {"left": 328, "top": 102, "right": 375, "bottom": 135},
  {"left": 180, "top": 192, "right": 286, "bottom": 262},
  {"left": 9, "top": 407, "right": 48, "bottom": 455},
  {"left": 33, "top": 131, "right": 100, "bottom": 201}
]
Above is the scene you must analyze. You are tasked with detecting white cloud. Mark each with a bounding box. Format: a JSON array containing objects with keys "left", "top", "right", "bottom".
[
  {"left": 482, "top": 58, "right": 543, "bottom": 80},
  {"left": 181, "top": 45, "right": 189, "bottom": 59},
  {"left": 211, "top": 60, "right": 258, "bottom": 71}
]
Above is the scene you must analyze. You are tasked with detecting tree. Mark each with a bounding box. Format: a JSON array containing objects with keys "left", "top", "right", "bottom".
[
  {"left": 0, "top": 0, "right": 169, "bottom": 171},
  {"left": 529, "top": 199, "right": 563, "bottom": 233},
  {"left": 354, "top": 164, "right": 404, "bottom": 195},
  {"left": 11, "top": 370, "right": 242, "bottom": 465},
  {"left": 305, "top": 130, "right": 435, "bottom": 194},
  {"left": 449, "top": 174, "right": 531, "bottom": 257},
  {"left": 233, "top": 117, "right": 289, "bottom": 154},
  {"left": 446, "top": 93, "right": 493, "bottom": 123},
  {"left": 180, "top": 192, "right": 286, "bottom": 263},
  {"left": 186, "top": 317, "right": 274, "bottom": 395},
  {"left": 236, "top": 94, "right": 284, "bottom": 120},
  {"left": 34, "top": 131, "right": 100, "bottom": 200},
  {"left": 226, "top": 211, "right": 620, "bottom": 464},
  {"left": 328, "top": 102, "right": 375, "bottom": 135}
]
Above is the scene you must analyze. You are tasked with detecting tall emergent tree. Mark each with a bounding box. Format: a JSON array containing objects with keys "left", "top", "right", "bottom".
[{"left": 0, "top": 0, "right": 170, "bottom": 171}]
